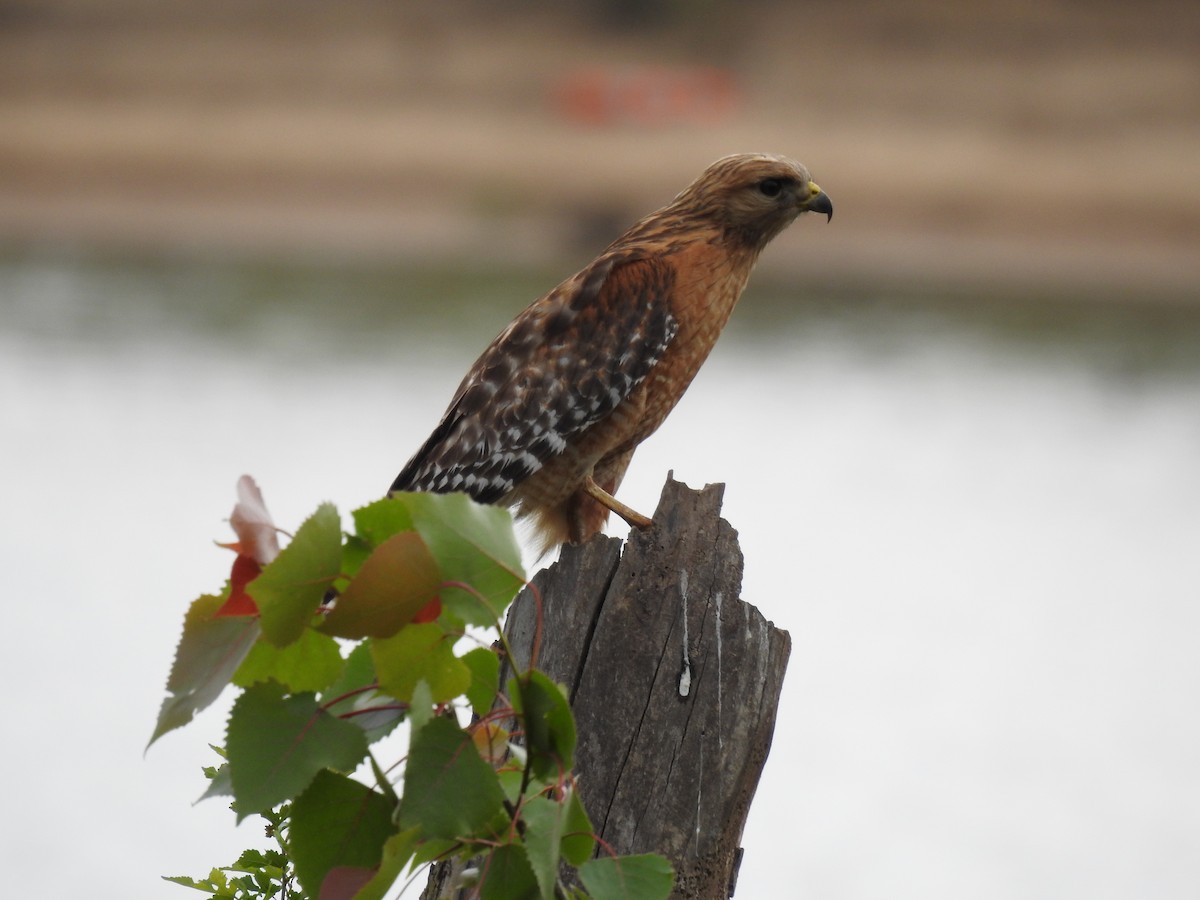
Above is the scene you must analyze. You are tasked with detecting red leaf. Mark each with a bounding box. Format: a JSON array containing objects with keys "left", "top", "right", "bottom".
[
  {"left": 411, "top": 596, "right": 442, "bottom": 624},
  {"left": 215, "top": 554, "right": 261, "bottom": 617},
  {"left": 318, "top": 866, "right": 376, "bottom": 900},
  {"left": 214, "top": 475, "right": 280, "bottom": 618}
]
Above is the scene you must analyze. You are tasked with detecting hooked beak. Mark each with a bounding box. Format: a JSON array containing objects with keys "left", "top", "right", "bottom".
[{"left": 801, "top": 183, "right": 833, "bottom": 222}]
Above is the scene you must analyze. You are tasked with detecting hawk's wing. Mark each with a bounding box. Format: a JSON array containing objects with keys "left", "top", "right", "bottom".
[{"left": 390, "top": 253, "right": 679, "bottom": 502}]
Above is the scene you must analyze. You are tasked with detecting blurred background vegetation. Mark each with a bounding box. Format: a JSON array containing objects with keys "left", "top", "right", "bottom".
[{"left": 1, "top": 0, "right": 1196, "bottom": 307}]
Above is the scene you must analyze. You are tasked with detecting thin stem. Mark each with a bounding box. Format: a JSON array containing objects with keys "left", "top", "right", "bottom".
[
  {"left": 319, "top": 682, "right": 381, "bottom": 710},
  {"left": 338, "top": 702, "right": 408, "bottom": 719}
]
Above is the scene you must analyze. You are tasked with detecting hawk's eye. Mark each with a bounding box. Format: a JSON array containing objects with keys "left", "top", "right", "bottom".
[{"left": 758, "top": 178, "right": 783, "bottom": 198}]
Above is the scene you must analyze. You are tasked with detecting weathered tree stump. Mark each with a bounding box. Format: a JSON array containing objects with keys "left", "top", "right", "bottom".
[{"left": 423, "top": 476, "right": 791, "bottom": 899}]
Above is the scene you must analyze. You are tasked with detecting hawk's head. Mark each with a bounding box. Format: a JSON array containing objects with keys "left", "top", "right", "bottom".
[{"left": 675, "top": 152, "right": 832, "bottom": 248}]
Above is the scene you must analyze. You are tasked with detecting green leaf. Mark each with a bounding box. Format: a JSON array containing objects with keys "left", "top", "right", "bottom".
[
  {"left": 371, "top": 622, "right": 470, "bottom": 705},
  {"left": 560, "top": 787, "right": 596, "bottom": 867},
  {"left": 196, "top": 762, "right": 232, "bottom": 803},
  {"left": 408, "top": 679, "right": 434, "bottom": 733},
  {"left": 520, "top": 794, "right": 566, "bottom": 900},
  {"left": 398, "top": 716, "right": 506, "bottom": 841},
  {"left": 322, "top": 640, "right": 372, "bottom": 695},
  {"left": 352, "top": 497, "right": 416, "bottom": 547},
  {"left": 233, "top": 627, "right": 344, "bottom": 693},
  {"left": 497, "top": 768, "right": 526, "bottom": 806},
  {"left": 149, "top": 594, "right": 260, "bottom": 747},
  {"left": 322, "top": 531, "right": 441, "bottom": 639},
  {"left": 289, "top": 770, "right": 396, "bottom": 897},
  {"left": 480, "top": 844, "right": 539, "bottom": 900},
  {"left": 513, "top": 671, "right": 576, "bottom": 779},
  {"left": 346, "top": 827, "right": 420, "bottom": 900},
  {"left": 321, "top": 643, "right": 403, "bottom": 743},
  {"left": 390, "top": 492, "right": 525, "bottom": 625},
  {"left": 462, "top": 646, "right": 501, "bottom": 718},
  {"left": 217, "top": 847, "right": 288, "bottom": 895},
  {"left": 578, "top": 854, "right": 675, "bottom": 900},
  {"left": 250, "top": 503, "right": 342, "bottom": 647},
  {"left": 337, "top": 534, "right": 373, "bottom": 585},
  {"left": 225, "top": 682, "right": 368, "bottom": 820},
  {"left": 410, "top": 836, "right": 458, "bottom": 869},
  {"left": 163, "top": 869, "right": 230, "bottom": 893}
]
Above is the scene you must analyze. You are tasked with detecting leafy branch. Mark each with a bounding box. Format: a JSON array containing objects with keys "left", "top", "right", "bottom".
[{"left": 152, "top": 476, "right": 673, "bottom": 900}]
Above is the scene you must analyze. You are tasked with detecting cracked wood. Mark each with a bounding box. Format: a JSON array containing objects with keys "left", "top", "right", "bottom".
[{"left": 424, "top": 475, "right": 791, "bottom": 900}]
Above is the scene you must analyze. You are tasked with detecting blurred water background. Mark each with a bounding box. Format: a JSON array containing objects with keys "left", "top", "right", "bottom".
[{"left": 2, "top": 2, "right": 1198, "bottom": 898}]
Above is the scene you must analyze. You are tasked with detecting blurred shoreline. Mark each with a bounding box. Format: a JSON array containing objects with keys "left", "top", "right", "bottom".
[{"left": 1, "top": 0, "right": 1197, "bottom": 303}]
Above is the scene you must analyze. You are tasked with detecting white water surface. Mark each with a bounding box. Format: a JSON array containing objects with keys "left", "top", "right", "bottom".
[{"left": 2, "top": 255, "right": 1198, "bottom": 899}]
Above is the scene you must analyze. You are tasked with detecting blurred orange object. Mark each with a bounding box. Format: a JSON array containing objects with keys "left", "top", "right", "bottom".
[{"left": 553, "top": 65, "right": 740, "bottom": 126}]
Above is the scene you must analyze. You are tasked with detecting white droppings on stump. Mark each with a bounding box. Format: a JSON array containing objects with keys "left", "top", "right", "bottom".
[{"left": 678, "top": 568, "right": 693, "bottom": 698}]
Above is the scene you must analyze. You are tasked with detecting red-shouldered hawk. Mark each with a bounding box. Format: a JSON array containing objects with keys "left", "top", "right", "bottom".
[{"left": 390, "top": 153, "right": 831, "bottom": 552}]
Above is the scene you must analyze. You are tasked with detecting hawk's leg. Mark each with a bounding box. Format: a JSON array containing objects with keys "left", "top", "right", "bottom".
[{"left": 582, "top": 475, "right": 653, "bottom": 530}]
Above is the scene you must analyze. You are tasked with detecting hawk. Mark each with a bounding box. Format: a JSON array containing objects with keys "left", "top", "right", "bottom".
[{"left": 390, "top": 153, "right": 831, "bottom": 552}]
